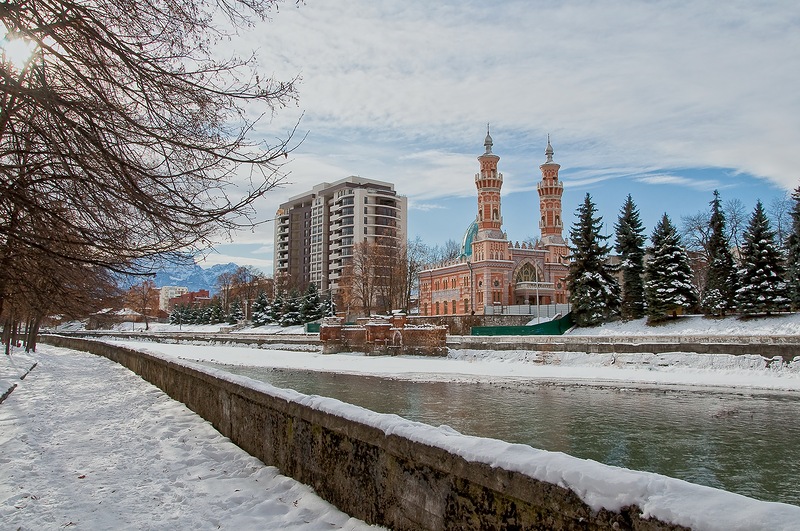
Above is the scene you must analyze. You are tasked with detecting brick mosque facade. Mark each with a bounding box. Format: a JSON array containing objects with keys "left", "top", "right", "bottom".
[{"left": 418, "top": 130, "right": 570, "bottom": 316}]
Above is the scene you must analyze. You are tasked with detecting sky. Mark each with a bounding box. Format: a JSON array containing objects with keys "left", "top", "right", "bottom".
[{"left": 199, "top": 0, "right": 800, "bottom": 273}]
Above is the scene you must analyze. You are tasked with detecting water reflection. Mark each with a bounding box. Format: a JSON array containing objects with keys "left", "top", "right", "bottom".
[{"left": 206, "top": 364, "right": 800, "bottom": 506}]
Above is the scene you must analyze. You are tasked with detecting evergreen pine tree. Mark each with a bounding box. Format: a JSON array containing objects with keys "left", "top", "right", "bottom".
[
  {"left": 703, "top": 190, "right": 738, "bottom": 315},
  {"left": 300, "top": 283, "right": 324, "bottom": 323},
  {"left": 785, "top": 186, "right": 800, "bottom": 309},
  {"left": 196, "top": 305, "right": 211, "bottom": 325},
  {"left": 645, "top": 213, "right": 698, "bottom": 322},
  {"left": 735, "top": 201, "right": 789, "bottom": 315},
  {"left": 168, "top": 304, "right": 186, "bottom": 325},
  {"left": 227, "top": 298, "right": 245, "bottom": 324},
  {"left": 268, "top": 291, "right": 285, "bottom": 324},
  {"left": 566, "top": 193, "right": 620, "bottom": 327},
  {"left": 280, "top": 288, "right": 303, "bottom": 326},
  {"left": 207, "top": 298, "right": 225, "bottom": 324},
  {"left": 250, "top": 291, "right": 271, "bottom": 326},
  {"left": 614, "top": 194, "right": 646, "bottom": 320},
  {"left": 322, "top": 295, "right": 336, "bottom": 318}
]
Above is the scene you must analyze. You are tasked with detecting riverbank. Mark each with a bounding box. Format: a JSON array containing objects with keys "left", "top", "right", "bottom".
[
  {"left": 106, "top": 335, "right": 800, "bottom": 394},
  {"left": 0, "top": 346, "right": 381, "bottom": 530}
]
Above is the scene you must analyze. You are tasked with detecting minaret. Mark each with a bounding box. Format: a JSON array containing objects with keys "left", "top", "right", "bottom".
[
  {"left": 537, "top": 135, "right": 565, "bottom": 245},
  {"left": 475, "top": 125, "right": 503, "bottom": 233}
]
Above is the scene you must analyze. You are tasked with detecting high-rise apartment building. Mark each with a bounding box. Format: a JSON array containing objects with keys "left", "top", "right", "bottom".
[{"left": 273, "top": 176, "right": 407, "bottom": 298}]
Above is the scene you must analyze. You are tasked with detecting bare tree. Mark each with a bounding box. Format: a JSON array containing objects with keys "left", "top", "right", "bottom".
[
  {"left": 680, "top": 211, "right": 713, "bottom": 260},
  {"left": 681, "top": 197, "right": 749, "bottom": 260},
  {"left": 768, "top": 191, "right": 792, "bottom": 248},
  {"left": 0, "top": 0, "right": 300, "bottom": 329},
  {"left": 126, "top": 279, "right": 159, "bottom": 330},
  {"left": 725, "top": 198, "right": 748, "bottom": 252},
  {"left": 342, "top": 240, "right": 379, "bottom": 317},
  {"left": 229, "top": 265, "right": 267, "bottom": 319}
]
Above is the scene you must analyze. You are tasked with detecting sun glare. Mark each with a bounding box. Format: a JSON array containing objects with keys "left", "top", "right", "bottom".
[{"left": 1, "top": 24, "right": 38, "bottom": 71}]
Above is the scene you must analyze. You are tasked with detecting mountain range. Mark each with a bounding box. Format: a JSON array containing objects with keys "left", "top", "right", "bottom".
[{"left": 150, "top": 262, "right": 240, "bottom": 294}]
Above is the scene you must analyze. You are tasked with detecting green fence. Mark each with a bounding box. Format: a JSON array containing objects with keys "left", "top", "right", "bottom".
[
  {"left": 305, "top": 322, "right": 321, "bottom": 334},
  {"left": 470, "top": 312, "right": 574, "bottom": 336}
]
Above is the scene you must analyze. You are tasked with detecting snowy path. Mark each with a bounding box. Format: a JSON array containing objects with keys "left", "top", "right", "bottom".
[{"left": 0, "top": 346, "right": 381, "bottom": 530}]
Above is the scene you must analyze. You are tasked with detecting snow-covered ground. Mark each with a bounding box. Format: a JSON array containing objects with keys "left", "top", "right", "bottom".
[
  {"left": 0, "top": 346, "right": 381, "bottom": 530},
  {"left": 108, "top": 312, "right": 800, "bottom": 393},
  {"left": 4, "top": 314, "right": 798, "bottom": 528},
  {"left": 566, "top": 313, "right": 800, "bottom": 336}
]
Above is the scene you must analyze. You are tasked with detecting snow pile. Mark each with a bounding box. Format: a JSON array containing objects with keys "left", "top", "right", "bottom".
[{"left": 567, "top": 313, "right": 800, "bottom": 336}]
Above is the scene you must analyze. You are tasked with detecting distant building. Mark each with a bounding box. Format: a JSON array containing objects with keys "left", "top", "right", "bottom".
[
  {"left": 159, "top": 286, "right": 189, "bottom": 311},
  {"left": 273, "top": 176, "right": 408, "bottom": 298},
  {"left": 418, "top": 130, "right": 570, "bottom": 316},
  {"left": 168, "top": 289, "right": 211, "bottom": 310}
]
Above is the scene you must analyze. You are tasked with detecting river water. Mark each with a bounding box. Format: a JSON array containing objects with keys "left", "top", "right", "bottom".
[{"left": 205, "top": 363, "right": 800, "bottom": 507}]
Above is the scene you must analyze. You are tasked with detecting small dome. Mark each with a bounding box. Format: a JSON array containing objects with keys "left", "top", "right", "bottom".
[{"left": 484, "top": 124, "right": 493, "bottom": 153}]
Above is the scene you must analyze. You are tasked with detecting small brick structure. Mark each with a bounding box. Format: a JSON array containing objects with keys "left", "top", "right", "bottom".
[{"left": 320, "top": 315, "right": 447, "bottom": 356}]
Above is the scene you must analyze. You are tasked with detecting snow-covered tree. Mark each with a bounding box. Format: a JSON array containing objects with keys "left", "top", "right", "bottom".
[
  {"left": 227, "top": 298, "right": 245, "bottom": 324},
  {"left": 614, "top": 194, "right": 646, "bottom": 320},
  {"left": 280, "top": 288, "right": 303, "bottom": 326},
  {"left": 169, "top": 304, "right": 187, "bottom": 325},
  {"left": 206, "top": 298, "right": 226, "bottom": 324},
  {"left": 268, "top": 292, "right": 285, "bottom": 324},
  {"left": 735, "top": 201, "right": 789, "bottom": 315},
  {"left": 566, "top": 194, "right": 620, "bottom": 327},
  {"left": 300, "top": 284, "right": 324, "bottom": 323},
  {"left": 321, "top": 295, "right": 336, "bottom": 318},
  {"left": 785, "top": 187, "right": 800, "bottom": 309},
  {"left": 703, "top": 190, "right": 738, "bottom": 315},
  {"left": 250, "top": 291, "right": 272, "bottom": 326},
  {"left": 645, "top": 213, "right": 698, "bottom": 323}
]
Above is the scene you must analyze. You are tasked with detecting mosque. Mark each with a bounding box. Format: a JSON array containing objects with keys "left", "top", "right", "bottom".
[{"left": 417, "top": 129, "right": 570, "bottom": 316}]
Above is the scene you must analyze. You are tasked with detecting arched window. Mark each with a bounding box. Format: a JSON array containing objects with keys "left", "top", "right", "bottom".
[
  {"left": 435, "top": 302, "right": 440, "bottom": 315},
  {"left": 443, "top": 301, "right": 448, "bottom": 314},
  {"left": 516, "top": 263, "right": 540, "bottom": 283},
  {"left": 452, "top": 300, "right": 457, "bottom": 315}
]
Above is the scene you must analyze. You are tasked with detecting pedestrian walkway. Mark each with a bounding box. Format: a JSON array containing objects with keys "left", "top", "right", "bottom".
[{"left": 0, "top": 345, "right": 380, "bottom": 530}]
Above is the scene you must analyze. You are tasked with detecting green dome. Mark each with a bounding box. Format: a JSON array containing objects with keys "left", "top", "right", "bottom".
[{"left": 460, "top": 219, "right": 479, "bottom": 259}]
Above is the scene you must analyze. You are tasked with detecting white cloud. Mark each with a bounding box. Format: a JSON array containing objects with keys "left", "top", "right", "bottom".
[
  {"left": 635, "top": 174, "right": 722, "bottom": 191},
  {"left": 212, "top": 0, "right": 800, "bottom": 264}
]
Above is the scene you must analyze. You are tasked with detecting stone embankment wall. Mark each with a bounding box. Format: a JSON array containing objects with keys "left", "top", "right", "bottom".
[
  {"left": 40, "top": 334, "right": 697, "bottom": 530},
  {"left": 448, "top": 335, "right": 800, "bottom": 362},
  {"left": 57, "top": 330, "right": 321, "bottom": 349}
]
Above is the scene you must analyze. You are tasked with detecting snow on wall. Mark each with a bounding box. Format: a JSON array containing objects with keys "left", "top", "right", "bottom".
[{"left": 41, "top": 335, "right": 800, "bottom": 530}]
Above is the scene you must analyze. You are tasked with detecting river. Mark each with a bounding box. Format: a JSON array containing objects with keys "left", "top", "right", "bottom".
[{"left": 203, "top": 363, "right": 800, "bottom": 507}]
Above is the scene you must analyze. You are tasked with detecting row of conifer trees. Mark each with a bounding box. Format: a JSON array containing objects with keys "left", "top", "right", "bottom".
[
  {"left": 567, "top": 188, "right": 800, "bottom": 326},
  {"left": 169, "top": 283, "right": 335, "bottom": 328}
]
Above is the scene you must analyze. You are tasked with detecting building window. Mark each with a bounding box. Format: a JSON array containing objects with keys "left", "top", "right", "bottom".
[
  {"left": 452, "top": 300, "right": 456, "bottom": 315},
  {"left": 443, "top": 301, "right": 448, "bottom": 314},
  {"left": 435, "top": 302, "right": 440, "bottom": 315}
]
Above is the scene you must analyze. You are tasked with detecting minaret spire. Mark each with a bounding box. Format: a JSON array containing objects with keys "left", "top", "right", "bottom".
[
  {"left": 545, "top": 134, "right": 554, "bottom": 163},
  {"left": 484, "top": 123, "right": 493, "bottom": 154}
]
